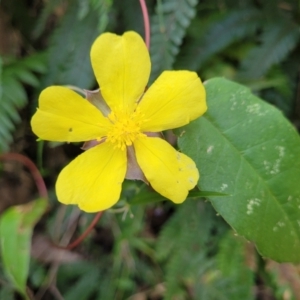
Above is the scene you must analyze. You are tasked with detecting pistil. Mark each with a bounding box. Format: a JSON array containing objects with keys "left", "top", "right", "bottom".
[{"left": 106, "top": 108, "right": 146, "bottom": 150}]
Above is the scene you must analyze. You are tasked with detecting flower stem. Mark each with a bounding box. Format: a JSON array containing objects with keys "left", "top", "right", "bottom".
[
  {"left": 65, "top": 211, "right": 103, "bottom": 250},
  {"left": 139, "top": 0, "right": 150, "bottom": 49},
  {"left": 0, "top": 153, "right": 48, "bottom": 199}
]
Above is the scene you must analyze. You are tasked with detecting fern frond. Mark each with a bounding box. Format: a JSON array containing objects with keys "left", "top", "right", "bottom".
[
  {"left": 41, "top": 0, "right": 109, "bottom": 89},
  {"left": 89, "top": 0, "right": 112, "bottom": 32},
  {"left": 183, "top": 231, "right": 254, "bottom": 300},
  {"left": 156, "top": 201, "right": 224, "bottom": 299},
  {"left": 0, "top": 54, "right": 46, "bottom": 153},
  {"left": 211, "top": 232, "right": 254, "bottom": 300},
  {"left": 156, "top": 201, "right": 255, "bottom": 299},
  {"left": 149, "top": 0, "right": 198, "bottom": 83},
  {"left": 176, "top": 8, "right": 261, "bottom": 71},
  {"left": 238, "top": 18, "right": 300, "bottom": 80}
]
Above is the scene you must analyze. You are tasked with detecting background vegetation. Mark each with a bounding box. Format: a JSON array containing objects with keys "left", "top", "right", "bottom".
[{"left": 1, "top": 0, "right": 300, "bottom": 299}]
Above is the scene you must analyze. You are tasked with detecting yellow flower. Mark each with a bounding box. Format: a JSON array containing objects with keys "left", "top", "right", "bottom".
[{"left": 31, "top": 31, "right": 207, "bottom": 213}]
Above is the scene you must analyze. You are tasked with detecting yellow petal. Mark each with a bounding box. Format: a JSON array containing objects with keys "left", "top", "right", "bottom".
[
  {"left": 139, "top": 71, "right": 207, "bottom": 132},
  {"left": 134, "top": 137, "right": 199, "bottom": 203},
  {"left": 56, "top": 142, "right": 127, "bottom": 212},
  {"left": 177, "top": 151, "right": 200, "bottom": 190},
  {"left": 31, "top": 86, "right": 111, "bottom": 142},
  {"left": 90, "top": 31, "right": 150, "bottom": 113}
]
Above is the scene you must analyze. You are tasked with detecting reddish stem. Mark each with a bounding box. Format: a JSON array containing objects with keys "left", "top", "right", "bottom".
[
  {"left": 0, "top": 153, "right": 48, "bottom": 199},
  {"left": 66, "top": 211, "right": 103, "bottom": 250},
  {"left": 139, "top": 0, "right": 150, "bottom": 49}
]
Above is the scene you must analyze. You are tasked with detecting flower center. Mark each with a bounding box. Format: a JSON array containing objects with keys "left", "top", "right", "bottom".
[{"left": 106, "top": 108, "right": 145, "bottom": 150}]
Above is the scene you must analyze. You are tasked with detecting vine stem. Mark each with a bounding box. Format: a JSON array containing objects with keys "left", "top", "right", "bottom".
[
  {"left": 0, "top": 153, "right": 48, "bottom": 199},
  {"left": 65, "top": 211, "right": 103, "bottom": 250},
  {"left": 139, "top": 0, "right": 150, "bottom": 49}
]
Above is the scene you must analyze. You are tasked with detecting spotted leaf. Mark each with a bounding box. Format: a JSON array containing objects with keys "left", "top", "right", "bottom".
[{"left": 178, "top": 78, "right": 300, "bottom": 263}]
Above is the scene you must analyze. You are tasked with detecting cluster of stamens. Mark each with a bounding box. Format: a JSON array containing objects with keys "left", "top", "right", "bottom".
[{"left": 106, "top": 106, "right": 145, "bottom": 150}]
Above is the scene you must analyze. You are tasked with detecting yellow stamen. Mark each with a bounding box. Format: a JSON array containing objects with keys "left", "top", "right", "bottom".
[{"left": 106, "top": 107, "right": 146, "bottom": 150}]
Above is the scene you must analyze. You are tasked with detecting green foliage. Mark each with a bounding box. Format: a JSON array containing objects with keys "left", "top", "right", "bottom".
[
  {"left": 174, "top": 2, "right": 300, "bottom": 116},
  {"left": 78, "top": 0, "right": 113, "bottom": 32},
  {"left": 1, "top": 0, "right": 300, "bottom": 298},
  {"left": 238, "top": 18, "right": 300, "bottom": 80},
  {"left": 58, "top": 262, "right": 101, "bottom": 300},
  {"left": 0, "top": 54, "right": 46, "bottom": 153},
  {"left": 176, "top": 8, "right": 262, "bottom": 71},
  {"left": 149, "top": 0, "right": 199, "bottom": 82},
  {"left": 108, "top": 205, "right": 158, "bottom": 299},
  {"left": 214, "top": 233, "right": 254, "bottom": 300},
  {"left": 0, "top": 199, "right": 48, "bottom": 297},
  {"left": 156, "top": 201, "right": 254, "bottom": 299},
  {"left": 41, "top": 0, "right": 111, "bottom": 89},
  {"left": 0, "top": 284, "right": 15, "bottom": 300},
  {"left": 178, "top": 78, "right": 300, "bottom": 263},
  {"left": 32, "top": 0, "right": 63, "bottom": 39},
  {"left": 54, "top": 206, "right": 160, "bottom": 300},
  {"left": 265, "top": 263, "right": 297, "bottom": 299},
  {"left": 114, "top": 0, "right": 146, "bottom": 35}
]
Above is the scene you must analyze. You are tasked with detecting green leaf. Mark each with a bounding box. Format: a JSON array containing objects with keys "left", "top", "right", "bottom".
[
  {"left": 14, "top": 68, "right": 39, "bottom": 87},
  {"left": 129, "top": 186, "right": 227, "bottom": 205},
  {"left": 21, "top": 53, "right": 47, "bottom": 73},
  {"left": 178, "top": 78, "right": 300, "bottom": 263},
  {"left": 0, "top": 198, "right": 48, "bottom": 296}
]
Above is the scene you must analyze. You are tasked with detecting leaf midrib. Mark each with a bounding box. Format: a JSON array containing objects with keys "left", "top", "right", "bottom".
[{"left": 203, "top": 111, "right": 300, "bottom": 244}]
